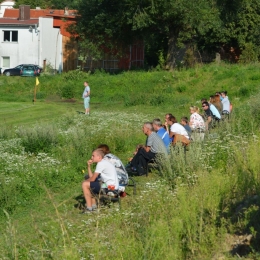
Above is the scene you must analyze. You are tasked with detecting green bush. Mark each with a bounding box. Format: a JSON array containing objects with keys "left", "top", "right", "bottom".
[
  {"left": 63, "top": 69, "right": 89, "bottom": 81},
  {"left": 239, "top": 43, "right": 259, "bottom": 64},
  {"left": 16, "top": 125, "right": 59, "bottom": 154},
  {"left": 61, "top": 83, "right": 75, "bottom": 99}
]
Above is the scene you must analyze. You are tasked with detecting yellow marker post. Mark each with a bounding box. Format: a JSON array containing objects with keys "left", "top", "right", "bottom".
[{"left": 33, "top": 77, "right": 40, "bottom": 104}]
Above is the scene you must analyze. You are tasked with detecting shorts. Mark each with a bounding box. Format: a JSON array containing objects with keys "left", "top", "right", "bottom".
[
  {"left": 90, "top": 181, "right": 101, "bottom": 194},
  {"left": 84, "top": 97, "right": 90, "bottom": 109}
]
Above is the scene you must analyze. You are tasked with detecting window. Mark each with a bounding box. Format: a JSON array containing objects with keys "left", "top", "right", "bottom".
[
  {"left": 2, "top": 57, "right": 10, "bottom": 67},
  {"left": 3, "top": 31, "right": 18, "bottom": 42}
]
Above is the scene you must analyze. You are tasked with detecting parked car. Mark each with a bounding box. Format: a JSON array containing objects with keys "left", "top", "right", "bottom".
[
  {"left": 3, "top": 64, "right": 42, "bottom": 76},
  {"left": 20, "top": 65, "right": 41, "bottom": 77}
]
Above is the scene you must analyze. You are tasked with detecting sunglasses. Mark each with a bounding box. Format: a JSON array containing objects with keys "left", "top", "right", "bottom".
[{"left": 202, "top": 105, "right": 207, "bottom": 107}]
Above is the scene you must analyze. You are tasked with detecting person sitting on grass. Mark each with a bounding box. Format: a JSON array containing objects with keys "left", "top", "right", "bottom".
[
  {"left": 97, "top": 144, "right": 128, "bottom": 190},
  {"left": 81, "top": 149, "right": 118, "bottom": 214},
  {"left": 152, "top": 118, "right": 171, "bottom": 152},
  {"left": 201, "top": 101, "right": 214, "bottom": 130},
  {"left": 165, "top": 115, "right": 190, "bottom": 146},
  {"left": 130, "top": 122, "right": 167, "bottom": 176},
  {"left": 180, "top": 116, "right": 192, "bottom": 137},
  {"left": 221, "top": 91, "right": 231, "bottom": 116},
  {"left": 201, "top": 98, "right": 221, "bottom": 121},
  {"left": 210, "top": 95, "right": 223, "bottom": 114},
  {"left": 189, "top": 106, "right": 205, "bottom": 141}
]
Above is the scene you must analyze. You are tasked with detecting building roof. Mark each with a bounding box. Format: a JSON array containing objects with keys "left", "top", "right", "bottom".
[
  {"left": 0, "top": 7, "right": 77, "bottom": 35},
  {"left": 4, "top": 9, "right": 77, "bottom": 19},
  {"left": 0, "top": 18, "right": 38, "bottom": 25}
]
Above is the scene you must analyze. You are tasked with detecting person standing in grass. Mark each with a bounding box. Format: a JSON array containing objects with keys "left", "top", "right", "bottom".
[
  {"left": 82, "top": 81, "right": 90, "bottom": 115},
  {"left": 81, "top": 149, "right": 118, "bottom": 213}
]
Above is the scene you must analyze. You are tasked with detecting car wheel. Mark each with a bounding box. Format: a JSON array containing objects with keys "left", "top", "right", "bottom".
[{"left": 5, "top": 72, "right": 10, "bottom": 76}]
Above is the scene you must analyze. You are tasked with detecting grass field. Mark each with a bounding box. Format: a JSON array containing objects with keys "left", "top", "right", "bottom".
[{"left": 1, "top": 63, "right": 260, "bottom": 259}]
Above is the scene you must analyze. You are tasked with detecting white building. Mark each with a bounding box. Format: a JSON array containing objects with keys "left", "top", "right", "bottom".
[
  {"left": 0, "top": 0, "right": 14, "bottom": 18},
  {"left": 0, "top": 5, "right": 77, "bottom": 72}
]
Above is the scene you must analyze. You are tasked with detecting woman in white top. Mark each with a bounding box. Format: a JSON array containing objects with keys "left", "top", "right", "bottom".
[
  {"left": 166, "top": 115, "right": 190, "bottom": 145},
  {"left": 189, "top": 106, "right": 205, "bottom": 141},
  {"left": 189, "top": 106, "right": 205, "bottom": 130}
]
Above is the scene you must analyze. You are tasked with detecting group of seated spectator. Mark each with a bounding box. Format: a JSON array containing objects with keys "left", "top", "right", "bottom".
[
  {"left": 128, "top": 91, "right": 232, "bottom": 175},
  {"left": 80, "top": 91, "right": 232, "bottom": 213}
]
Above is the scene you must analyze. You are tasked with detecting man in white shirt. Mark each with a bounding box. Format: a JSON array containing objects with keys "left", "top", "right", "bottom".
[{"left": 81, "top": 149, "right": 118, "bottom": 213}]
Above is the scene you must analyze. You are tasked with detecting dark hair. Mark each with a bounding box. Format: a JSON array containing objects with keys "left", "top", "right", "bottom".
[
  {"left": 165, "top": 113, "right": 173, "bottom": 118},
  {"left": 202, "top": 101, "right": 209, "bottom": 107},
  {"left": 221, "top": 91, "right": 227, "bottom": 95},
  {"left": 97, "top": 144, "right": 110, "bottom": 154},
  {"left": 181, "top": 117, "right": 189, "bottom": 124},
  {"left": 168, "top": 115, "right": 177, "bottom": 123}
]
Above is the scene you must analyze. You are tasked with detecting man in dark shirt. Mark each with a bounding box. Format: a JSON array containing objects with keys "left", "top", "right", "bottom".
[{"left": 202, "top": 102, "right": 213, "bottom": 130}]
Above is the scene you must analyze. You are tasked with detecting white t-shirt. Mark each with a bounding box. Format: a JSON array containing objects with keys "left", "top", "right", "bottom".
[
  {"left": 95, "top": 159, "right": 119, "bottom": 189},
  {"left": 170, "top": 123, "right": 190, "bottom": 139}
]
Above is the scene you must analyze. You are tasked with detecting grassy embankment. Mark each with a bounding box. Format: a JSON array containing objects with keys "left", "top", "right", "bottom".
[{"left": 1, "top": 63, "right": 260, "bottom": 259}]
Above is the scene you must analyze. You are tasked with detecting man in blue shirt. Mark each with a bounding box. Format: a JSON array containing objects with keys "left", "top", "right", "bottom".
[{"left": 152, "top": 118, "right": 171, "bottom": 152}]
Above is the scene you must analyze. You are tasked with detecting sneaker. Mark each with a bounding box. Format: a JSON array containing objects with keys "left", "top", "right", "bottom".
[
  {"left": 131, "top": 167, "right": 137, "bottom": 172},
  {"left": 80, "top": 208, "right": 93, "bottom": 214}
]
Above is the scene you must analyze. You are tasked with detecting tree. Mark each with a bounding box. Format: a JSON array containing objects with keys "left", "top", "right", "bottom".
[
  {"left": 75, "top": 0, "right": 260, "bottom": 68},
  {"left": 216, "top": 0, "right": 260, "bottom": 55},
  {"left": 75, "top": 0, "right": 222, "bottom": 68},
  {"left": 14, "top": 0, "right": 78, "bottom": 9}
]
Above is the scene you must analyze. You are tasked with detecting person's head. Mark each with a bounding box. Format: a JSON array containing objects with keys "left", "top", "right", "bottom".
[
  {"left": 209, "top": 95, "right": 215, "bottom": 103},
  {"left": 215, "top": 92, "right": 221, "bottom": 96},
  {"left": 180, "top": 117, "right": 189, "bottom": 126},
  {"left": 91, "top": 149, "right": 104, "bottom": 163},
  {"left": 214, "top": 94, "right": 221, "bottom": 102},
  {"left": 84, "top": 81, "right": 88, "bottom": 87},
  {"left": 152, "top": 118, "right": 163, "bottom": 131},
  {"left": 190, "top": 106, "right": 199, "bottom": 114},
  {"left": 142, "top": 122, "right": 153, "bottom": 135},
  {"left": 167, "top": 115, "right": 177, "bottom": 125},
  {"left": 97, "top": 144, "right": 110, "bottom": 155},
  {"left": 201, "top": 98, "right": 207, "bottom": 103},
  {"left": 221, "top": 91, "right": 227, "bottom": 98},
  {"left": 165, "top": 113, "right": 173, "bottom": 122},
  {"left": 202, "top": 101, "right": 210, "bottom": 110}
]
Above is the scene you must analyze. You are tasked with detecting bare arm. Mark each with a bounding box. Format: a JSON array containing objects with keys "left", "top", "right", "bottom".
[
  {"left": 206, "top": 116, "right": 212, "bottom": 124},
  {"left": 87, "top": 159, "right": 99, "bottom": 181},
  {"left": 169, "top": 131, "right": 177, "bottom": 138},
  {"left": 143, "top": 146, "right": 151, "bottom": 152},
  {"left": 84, "top": 90, "right": 90, "bottom": 97}
]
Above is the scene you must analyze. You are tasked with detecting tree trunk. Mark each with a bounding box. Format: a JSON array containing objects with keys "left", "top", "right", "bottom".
[
  {"left": 166, "top": 34, "right": 176, "bottom": 70},
  {"left": 166, "top": 33, "right": 187, "bottom": 70}
]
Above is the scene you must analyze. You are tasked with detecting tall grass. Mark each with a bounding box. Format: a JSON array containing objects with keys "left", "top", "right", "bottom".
[{"left": 1, "top": 64, "right": 260, "bottom": 258}]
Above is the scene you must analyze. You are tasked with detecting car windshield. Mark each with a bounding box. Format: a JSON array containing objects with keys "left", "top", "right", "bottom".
[
  {"left": 14, "top": 65, "right": 22, "bottom": 69},
  {"left": 23, "top": 66, "right": 34, "bottom": 70}
]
